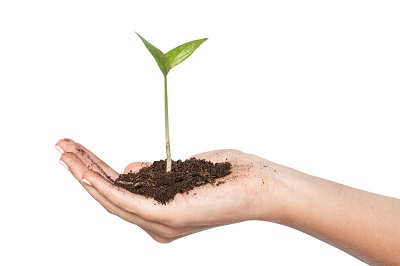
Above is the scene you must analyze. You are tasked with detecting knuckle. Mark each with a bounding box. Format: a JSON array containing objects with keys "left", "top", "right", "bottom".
[{"left": 104, "top": 205, "right": 116, "bottom": 216}]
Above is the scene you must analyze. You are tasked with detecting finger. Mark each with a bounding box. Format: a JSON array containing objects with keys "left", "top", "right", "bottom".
[
  {"left": 124, "top": 162, "right": 152, "bottom": 174},
  {"left": 82, "top": 170, "right": 212, "bottom": 237},
  {"left": 59, "top": 154, "right": 164, "bottom": 231},
  {"left": 144, "top": 224, "right": 217, "bottom": 243},
  {"left": 83, "top": 168, "right": 165, "bottom": 219},
  {"left": 56, "top": 140, "right": 217, "bottom": 240},
  {"left": 56, "top": 138, "right": 119, "bottom": 181},
  {"left": 84, "top": 169, "right": 236, "bottom": 227},
  {"left": 60, "top": 152, "right": 92, "bottom": 184},
  {"left": 62, "top": 160, "right": 212, "bottom": 243},
  {"left": 82, "top": 168, "right": 195, "bottom": 227},
  {"left": 145, "top": 230, "right": 177, "bottom": 243},
  {"left": 59, "top": 152, "right": 116, "bottom": 208}
]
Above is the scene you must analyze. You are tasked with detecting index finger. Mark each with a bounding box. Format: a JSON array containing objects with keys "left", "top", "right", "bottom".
[{"left": 55, "top": 138, "right": 119, "bottom": 181}]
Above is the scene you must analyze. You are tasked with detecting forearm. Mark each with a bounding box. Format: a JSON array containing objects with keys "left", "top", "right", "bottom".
[{"left": 271, "top": 166, "right": 400, "bottom": 265}]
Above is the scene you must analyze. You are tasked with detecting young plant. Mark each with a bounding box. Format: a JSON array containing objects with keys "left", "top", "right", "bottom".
[{"left": 136, "top": 32, "right": 207, "bottom": 172}]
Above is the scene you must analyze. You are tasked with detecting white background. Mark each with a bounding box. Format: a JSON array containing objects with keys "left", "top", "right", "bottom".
[{"left": 1, "top": 1, "right": 399, "bottom": 265}]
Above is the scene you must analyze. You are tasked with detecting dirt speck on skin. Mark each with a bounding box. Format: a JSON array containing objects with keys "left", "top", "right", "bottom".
[{"left": 114, "top": 158, "right": 232, "bottom": 204}]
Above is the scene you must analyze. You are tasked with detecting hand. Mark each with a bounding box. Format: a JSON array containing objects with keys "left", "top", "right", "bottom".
[
  {"left": 56, "top": 138, "right": 400, "bottom": 264},
  {"left": 55, "top": 138, "right": 279, "bottom": 243}
]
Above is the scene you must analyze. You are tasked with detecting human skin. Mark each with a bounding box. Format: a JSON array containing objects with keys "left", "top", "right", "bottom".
[{"left": 55, "top": 138, "right": 400, "bottom": 265}]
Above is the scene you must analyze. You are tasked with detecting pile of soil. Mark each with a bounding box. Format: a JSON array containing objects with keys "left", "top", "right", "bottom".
[{"left": 114, "top": 158, "right": 231, "bottom": 204}]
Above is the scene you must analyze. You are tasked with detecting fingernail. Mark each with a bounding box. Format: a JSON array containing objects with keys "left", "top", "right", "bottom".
[
  {"left": 59, "top": 160, "right": 69, "bottom": 170},
  {"left": 82, "top": 179, "right": 92, "bottom": 186},
  {"left": 55, "top": 145, "right": 64, "bottom": 154}
]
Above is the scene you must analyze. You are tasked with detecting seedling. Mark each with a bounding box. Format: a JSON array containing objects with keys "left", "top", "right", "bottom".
[{"left": 136, "top": 32, "right": 207, "bottom": 172}]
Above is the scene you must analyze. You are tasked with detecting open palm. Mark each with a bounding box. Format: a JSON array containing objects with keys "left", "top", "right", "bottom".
[{"left": 55, "top": 138, "right": 277, "bottom": 242}]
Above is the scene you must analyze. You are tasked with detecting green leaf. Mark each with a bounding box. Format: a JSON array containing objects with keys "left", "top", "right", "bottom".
[
  {"left": 165, "top": 38, "right": 208, "bottom": 69},
  {"left": 136, "top": 32, "right": 171, "bottom": 76}
]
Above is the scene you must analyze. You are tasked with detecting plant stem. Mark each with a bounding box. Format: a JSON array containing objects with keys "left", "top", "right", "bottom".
[{"left": 164, "top": 74, "right": 172, "bottom": 172}]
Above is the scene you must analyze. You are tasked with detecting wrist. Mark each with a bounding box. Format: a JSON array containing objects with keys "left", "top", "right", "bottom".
[{"left": 257, "top": 161, "right": 311, "bottom": 225}]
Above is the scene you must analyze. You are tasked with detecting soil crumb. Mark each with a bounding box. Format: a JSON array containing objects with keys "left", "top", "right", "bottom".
[{"left": 114, "top": 158, "right": 231, "bottom": 204}]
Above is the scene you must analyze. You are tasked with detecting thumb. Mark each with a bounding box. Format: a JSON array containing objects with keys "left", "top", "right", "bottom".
[{"left": 124, "top": 162, "right": 152, "bottom": 174}]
